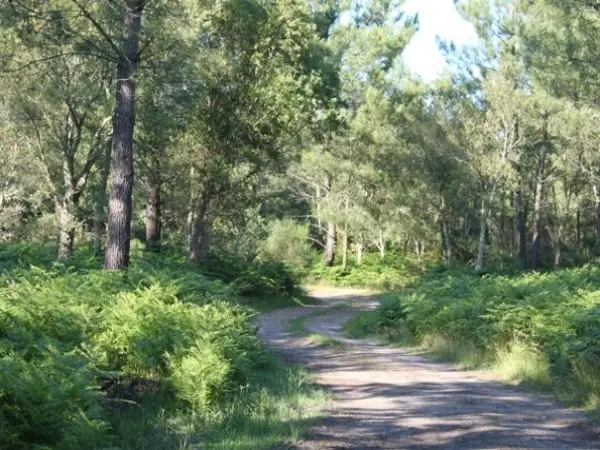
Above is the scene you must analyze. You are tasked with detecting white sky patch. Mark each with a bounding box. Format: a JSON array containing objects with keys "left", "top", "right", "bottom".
[{"left": 402, "top": 0, "right": 479, "bottom": 81}]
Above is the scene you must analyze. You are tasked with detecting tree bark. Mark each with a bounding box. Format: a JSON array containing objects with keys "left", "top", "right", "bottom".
[
  {"left": 315, "top": 182, "right": 322, "bottom": 244},
  {"left": 57, "top": 197, "right": 77, "bottom": 260},
  {"left": 476, "top": 194, "right": 491, "bottom": 272},
  {"left": 443, "top": 219, "right": 452, "bottom": 265},
  {"left": 104, "top": 1, "right": 144, "bottom": 270},
  {"left": 378, "top": 227, "right": 386, "bottom": 259},
  {"left": 324, "top": 221, "right": 336, "bottom": 266},
  {"left": 439, "top": 198, "right": 452, "bottom": 265},
  {"left": 531, "top": 113, "right": 549, "bottom": 270},
  {"left": 323, "top": 172, "right": 336, "bottom": 266},
  {"left": 342, "top": 231, "right": 348, "bottom": 271},
  {"left": 93, "top": 142, "right": 111, "bottom": 256},
  {"left": 514, "top": 185, "right": 527, "bottom": 270},
  {"left": 356, "top": 239, "right": 363, "bottom": 265},
  {"left": 188, "top": 184, "right": 214, "bottom": 265}
]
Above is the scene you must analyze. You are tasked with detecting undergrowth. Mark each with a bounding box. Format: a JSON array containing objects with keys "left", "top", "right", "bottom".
[
  {"left": 307, "top": 252, "right": 420, "bottom": 290},
  {"left": 344, "top": 264, "right": 600, "bottom": 414},
  {"left": 0, "top": 242, "right": 323, "bottom": 449}
]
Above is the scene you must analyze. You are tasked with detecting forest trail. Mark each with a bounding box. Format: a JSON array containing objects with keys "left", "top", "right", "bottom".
[{"left": 258, "top": 289, "right": 600, "bottom": 449}]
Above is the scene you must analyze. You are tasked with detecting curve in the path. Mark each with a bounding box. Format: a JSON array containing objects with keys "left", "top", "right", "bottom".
[{"left": 258, "top": 290, "right": 600, "bottom": 450}]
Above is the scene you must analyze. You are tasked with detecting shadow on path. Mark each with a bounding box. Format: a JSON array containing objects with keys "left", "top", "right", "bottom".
[{"left": 259, "top": 289, "right": 600, "bottom": 450}]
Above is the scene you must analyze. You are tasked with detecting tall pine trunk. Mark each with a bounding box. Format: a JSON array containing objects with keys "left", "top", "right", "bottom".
[
  {"left": 104, "top": 1, "right": 144, "bottom": 270},
  {"left": 93, "top": 143, "right": 111, "bottom": 256},
  {"left": 439, "top": 197, "right": 451, "bottom": 265},
  {"left": 531, "top": 113, "right": 549, "bottom": 269}
]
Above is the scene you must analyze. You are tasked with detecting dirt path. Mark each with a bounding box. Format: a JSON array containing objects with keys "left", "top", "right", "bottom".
[{"left": 258, "top": 289, "right": 600, "bottom": 449}]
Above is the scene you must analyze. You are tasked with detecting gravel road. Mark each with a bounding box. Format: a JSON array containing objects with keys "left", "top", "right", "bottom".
[{"left": 258, "top": 289, "right": 600, "bottom": 449}]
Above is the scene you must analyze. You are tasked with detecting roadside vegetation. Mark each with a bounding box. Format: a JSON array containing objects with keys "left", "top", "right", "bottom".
[
  {"left": 345, "top": 264, "right": 600, "bottom": 414},
  {"left": 0, "top": 242, "right": 324, "bottom": 449}
]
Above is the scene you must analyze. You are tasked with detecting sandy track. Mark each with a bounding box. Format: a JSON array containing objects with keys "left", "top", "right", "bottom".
[{"left": 258, "top": 289, "right": 600, "bottom": 449}]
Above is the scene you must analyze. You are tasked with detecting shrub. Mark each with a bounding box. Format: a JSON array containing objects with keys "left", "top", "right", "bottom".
[
  {"left": 0, "top": 244, "right": 287, "bottom": 448},
  {"left": 260, "top": 219, "right": 316, "bottom": 270},
  {"left": 307, "top": 251, "right": 418, "bottom": 289}
]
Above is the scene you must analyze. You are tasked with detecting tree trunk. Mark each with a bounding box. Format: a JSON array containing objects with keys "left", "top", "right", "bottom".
[
  {"left": 415, "top": 239, "right": 424, "bottom": 266},
  {"left": 323, "top": 172, "right": 336, "bottom": 267},
  {"left": 342, "top": 196, "right": 349, "bottom": 271},
  {"left": 514, "top": 186, "right": 527, "bottom": 270},
  {"left": 93, "top": 142, "right": 111, "bottom": 256},
  {"left": 554, "top": 224, "right": 563, "bottom": 268},
  {"left": 324, "top": 221, "right": 336, "bottom": 266},
  {"left": 531, "top": 113, "right": 549, "bottom": 270},
  {"left": 442, "top": 218, "right": 452, "bottom": 265},
  {"left": 476, "top": 195, "right": 491, "bottom": 272},
  {"left": 440, "top": 201, "right": 452, "bottom": 265},
  {"left": 356, "top": 238, "right": 363, "bottom": 266},
  {"left": 145, "top": 171, "right": 162, "bottom": 252},
  {"left": 104, "top": 1, "right": 144, "bottom": 270},
  {"left": 315, "top": 182, "right": 322, "bottom": 244},
  {"left": 342, "top": 231, "right": 348, "bottom": 271},
  {"left": 378, "top": 227, "right": 386, "bottom": 259},
  {"left": 188, "top": 184, "right": 214, "bottom": 265},
  {"left": 57, "top": 197, "right": 78, "bottom": 260}
]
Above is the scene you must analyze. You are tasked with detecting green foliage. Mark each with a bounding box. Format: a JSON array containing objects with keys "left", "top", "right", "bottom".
[
  {"left": 203, "top": 250, "right": 301, "bottom": 297},
  {"left": 308, "top": 252, "right": 419, "bottom": 289},
  {"left": 354, "top": 265, "right": 600, "bottom": 411},
  {"left": 0, "top": 351, "right": 109, "bottom": 450},
  {"left": 260, "top": 219, "right": 316, "bottom": 270},
  {"left": 0, "top": 243, "right": 315, "bottom": 448}
]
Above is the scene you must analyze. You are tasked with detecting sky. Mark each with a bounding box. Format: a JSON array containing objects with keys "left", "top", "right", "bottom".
[{"left": 401, "top": 0, "right": 479, "bottom": 82}]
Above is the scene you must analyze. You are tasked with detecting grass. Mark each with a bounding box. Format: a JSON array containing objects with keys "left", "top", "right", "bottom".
[{"left": 106, "top": 354, "right": 327, "bottom": 449}]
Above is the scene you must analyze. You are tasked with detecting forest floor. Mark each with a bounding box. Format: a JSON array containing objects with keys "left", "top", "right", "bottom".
[{"left": 258, "top": 289, "right": 600, "bottom": 449}]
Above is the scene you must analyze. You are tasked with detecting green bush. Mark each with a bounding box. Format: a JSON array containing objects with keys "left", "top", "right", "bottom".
[
  {"left": 307, "top": 251, "right": 419, "bottom": 289},
  {"left": 198, "top": 250, "right": 301, "bottom": 297},
  {"left": 230, "top": 260, "right": 300, "bottom": 297},
  {"left": 260, "top": 219, "right": 316, "bottom": 269},
  {"left": 0, "top": 243, "right": 298, "bottom": 448}
]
